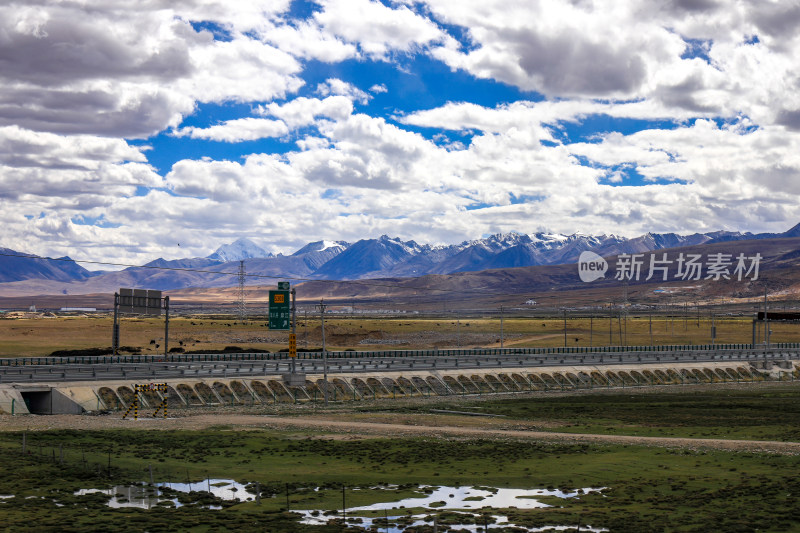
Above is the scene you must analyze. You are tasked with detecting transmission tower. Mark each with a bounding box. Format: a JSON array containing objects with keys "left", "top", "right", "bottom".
[{"left": 237, "top": 260, "right": 246, "bottom": 321}]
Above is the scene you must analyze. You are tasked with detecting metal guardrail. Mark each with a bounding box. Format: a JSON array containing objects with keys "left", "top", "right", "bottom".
[
  {"left": 0, "top": 349, "right": 796, "bottom": 384},
  {"left": 0, "top": 342, "right": 798, "bottom": 367}
]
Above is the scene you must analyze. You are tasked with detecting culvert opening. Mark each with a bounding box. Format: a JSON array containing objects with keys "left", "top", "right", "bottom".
[
  {"left": 20, "top": 390, "right": 53, "bottom": 414},
  {"left": 18, "top": 388, "right": 84, "bottom": 414}
]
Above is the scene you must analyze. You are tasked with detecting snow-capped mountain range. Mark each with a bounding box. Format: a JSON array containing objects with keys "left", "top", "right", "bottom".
[
  {"left": 206, "top": 238, "right": 273, "bottom": 262},
  {"left": 1, "top": 224, "right": 799, "bottom": 293}
]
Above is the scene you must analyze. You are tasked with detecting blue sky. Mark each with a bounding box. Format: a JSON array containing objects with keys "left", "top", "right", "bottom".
[
  {"left": 1, "top": 0, "right": 800, "bottom": 264},
  {"left": 134, "top": 48, "right": 546, "bottom": 169}
]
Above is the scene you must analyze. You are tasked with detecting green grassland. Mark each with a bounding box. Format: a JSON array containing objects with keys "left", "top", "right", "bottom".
[
  {"left": 2, "top": 385, "right": 800, "bottom": 532},
  {"left": 2, "top": 429, "right": 800, "bottom": 532},
  {"left": 391, "top": 384, "right": 800, "bottom": 441}
]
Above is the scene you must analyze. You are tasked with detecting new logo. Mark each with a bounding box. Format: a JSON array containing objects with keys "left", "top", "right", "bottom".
[{"left": 577, "top": 251, "right": 608, "bottom": 282}]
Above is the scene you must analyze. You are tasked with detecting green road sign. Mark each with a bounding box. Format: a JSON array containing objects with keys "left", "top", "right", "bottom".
[
  {"left": 278, "top": 282, "right": 290, "bottom": 290},
  {"left": 268, "top": 290, "right": 290, "bottom": 330}
]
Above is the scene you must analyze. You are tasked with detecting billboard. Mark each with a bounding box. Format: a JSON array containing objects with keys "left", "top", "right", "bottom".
[{"left": 119, "top": 288, "right": 162, "bottom": 315}]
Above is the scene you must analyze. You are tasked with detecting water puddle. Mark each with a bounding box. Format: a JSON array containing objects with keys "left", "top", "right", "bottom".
[
  {"left": 73, "top": 481, "right": 608, "bottom": 531},
  {"left": 74, "top": 479, "right": 255, "bottom": 509},
  {"left": 297, "top": 485, "right": 608, "bottom": 532},
  {"left": 349, "top": 485, "right": 600, "bottom": 511},
  {"left": 297, "top": 510, "right": 608, "bottom": 532}
]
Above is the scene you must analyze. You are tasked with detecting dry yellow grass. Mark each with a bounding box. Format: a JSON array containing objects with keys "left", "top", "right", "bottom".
[
  {"left": 0, "top": 316, "right": 281, "bottom": 357},
  {"left": 0, "top": 314, "right": 797, "bottom": 358}
]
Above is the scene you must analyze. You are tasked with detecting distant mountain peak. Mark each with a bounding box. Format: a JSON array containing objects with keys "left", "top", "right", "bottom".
[
  {"left": 4, "top": 223, "right": 800, "bottom": 294},
  {"left": 783, "top": 222, "right": 800, "bottom": 237},
  {"left": 0, "top": 247, "right": 94, "bottom": 283},
  {"left": 319, "top": 240, "right": 347, "bottom": 251},
  {"left": 207, "top": 238, "right": 272, "bottom": 262},
  {"left": 292, "top": 240, "right": 350, "bottom": 256}
]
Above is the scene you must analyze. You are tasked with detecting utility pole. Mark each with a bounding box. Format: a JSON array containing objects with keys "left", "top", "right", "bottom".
[
  {"left": 622, "top": 279, "right": 629, "bottom": 345},
  {"left": 164, "top": 296, "right": 170, "bottom": 356},
  {"left": 670, "top": 295, "right": 674, "bottom": 336},
  {"left": 624, "top": 309, "right": 628, "bottom": 346},
  {"left": 499, "top": 306, "right": 504, "bottom": 349},
  {"left": 765, "top": 287, "right": 770, "bottom": 348},
  {"left": 237, "top": 260, "right": 246, "bottom": 322},
  {"left": 315, "top": 299, "right": 329, "bottom": 406},
  {"left": 683, "top": 300, "right": 688, "bottom": 331},
  {"left": 711, "top": 313, "right": 716, "bottom": 346},
  {"left": 112, "top": 292, "right": 120, "bottom": 355},
  {"left": 563, "top": 309, "right": 567, "bottom": 348},
  {"left": 290, "top": 288, "right": 297, "bottom": 375}
]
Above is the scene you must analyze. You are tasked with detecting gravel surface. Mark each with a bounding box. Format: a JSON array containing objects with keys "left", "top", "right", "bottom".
[{"left": 2, "top": 405, "right": 798, "bottom": 455}]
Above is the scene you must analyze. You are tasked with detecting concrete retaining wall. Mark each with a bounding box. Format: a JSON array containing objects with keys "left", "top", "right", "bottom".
[{"left": 1, "top": 359, "right": 797, "bottom": 415}]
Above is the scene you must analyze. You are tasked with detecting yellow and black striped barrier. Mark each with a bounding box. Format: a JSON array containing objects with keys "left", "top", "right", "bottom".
[
  {"left": 121, "top": 392, "right": 138, "bottom": 420},
  {"left": 122, "top": 383, "right": 168, "bottom": 420},
  {"left": 152, "top": 396, "right": 168, "bottom": 418}
]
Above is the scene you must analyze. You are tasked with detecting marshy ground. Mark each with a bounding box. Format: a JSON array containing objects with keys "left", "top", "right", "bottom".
[{"left": 1, "top": 382, "right": 799, "bottom": 531}]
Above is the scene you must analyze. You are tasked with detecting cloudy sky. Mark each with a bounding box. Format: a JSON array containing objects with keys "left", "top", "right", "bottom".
[{"left": 2, "top": 0, "right": 800, "bottom": 265}]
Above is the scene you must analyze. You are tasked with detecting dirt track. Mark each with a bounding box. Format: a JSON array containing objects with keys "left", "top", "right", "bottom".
[{"left": 2, "top": 411, "right": 798, "bottom": 455}]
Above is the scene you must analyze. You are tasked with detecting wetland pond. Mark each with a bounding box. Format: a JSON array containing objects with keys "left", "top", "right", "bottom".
[
  {"left": 75, "top": 479, "right": 252, "bottom": 509},
  {"left": 74, "top": 481, "right": 608, "bottom": 531}
]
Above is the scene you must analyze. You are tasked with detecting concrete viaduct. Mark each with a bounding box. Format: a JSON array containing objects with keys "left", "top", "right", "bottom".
[{"left": 0, "top": 345, "right": 797, "bottom": 415}]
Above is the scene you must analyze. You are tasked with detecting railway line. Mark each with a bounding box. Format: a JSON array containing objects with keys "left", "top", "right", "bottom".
[
  {"left": 0, "top": 345, "right": 797, "bottom": 415},
  {"left": 0, "top": 347, "right": 795, "bottom": 384}
]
